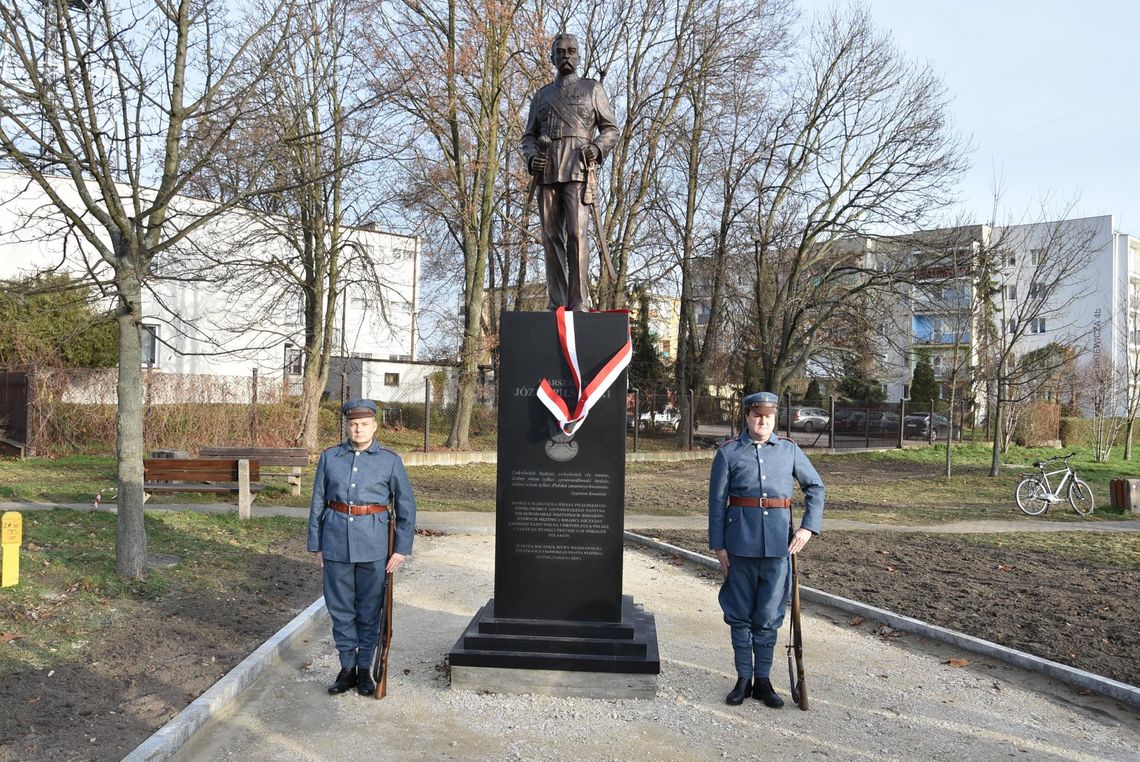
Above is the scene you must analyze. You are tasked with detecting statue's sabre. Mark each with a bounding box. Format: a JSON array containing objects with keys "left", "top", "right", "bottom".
[{"left": 583, "top": 159, "right": 617, "bottom": 282}]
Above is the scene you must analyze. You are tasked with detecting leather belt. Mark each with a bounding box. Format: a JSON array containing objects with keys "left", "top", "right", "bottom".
[
  {"left": 729, "top": 496, "right": 791, "bottom": 509},
  {"left": 327, "top": 501, "right": 389, "bottom": 516}
]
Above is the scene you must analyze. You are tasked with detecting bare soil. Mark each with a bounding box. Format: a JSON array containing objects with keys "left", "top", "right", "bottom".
[
  {"left": 0, "top": 537, "right": 322, "bottom": 762},
  {"left": 640, "top": 528, "right": 1140, "bottom": 688}
]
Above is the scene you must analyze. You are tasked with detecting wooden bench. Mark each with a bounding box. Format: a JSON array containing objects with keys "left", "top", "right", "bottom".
[
  {"left": 143, "top": 458, "right": 263, "bottom": 519},
  {"left": 200, "top": 447, "right": 309, "bottom": 496}
]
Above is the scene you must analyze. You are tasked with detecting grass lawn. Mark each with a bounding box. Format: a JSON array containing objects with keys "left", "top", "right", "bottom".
[
  {"left": 0, "top": 510, "right": 307, "bottom": 671},
  {"left": 3, "top": 443, "right": 1140, "bottom": 522}
]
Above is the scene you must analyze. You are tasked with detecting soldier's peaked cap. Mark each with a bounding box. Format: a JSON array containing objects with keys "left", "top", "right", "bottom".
[
  {"left": 341, "top": 399, "right": 377, "bottom": 419},
  {"left": 743, "top": 391, "right": 779, "bottom": 413}
]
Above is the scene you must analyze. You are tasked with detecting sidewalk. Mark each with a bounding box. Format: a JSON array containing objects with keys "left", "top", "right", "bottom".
[{"left": 139, "top": 527, "right": 1140, "bottom": 762}]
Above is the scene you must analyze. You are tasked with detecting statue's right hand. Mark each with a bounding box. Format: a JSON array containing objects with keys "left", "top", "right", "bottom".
[{"left": 529, "top": 153, "right": 547, "bottom": 176}]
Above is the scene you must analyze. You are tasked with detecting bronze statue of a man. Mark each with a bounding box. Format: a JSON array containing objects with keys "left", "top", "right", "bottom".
[{"left": 521, "top": 33, "right": 619, "bottom": 311}]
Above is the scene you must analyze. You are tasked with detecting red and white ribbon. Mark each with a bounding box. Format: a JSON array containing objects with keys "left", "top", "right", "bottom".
[{"left": 536, "top": 307, "right": 632, "bottom": 437}]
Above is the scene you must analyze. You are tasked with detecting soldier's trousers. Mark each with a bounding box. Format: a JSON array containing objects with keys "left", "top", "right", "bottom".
[
  {"left": 538, "top": 181, "right": 590, "bottom": 311},
  {"left": 719, "top": 554, "right": 790, "bottom": 679},
  {"left": 323, "top": 559, "right": 386, "bottom": 670}
]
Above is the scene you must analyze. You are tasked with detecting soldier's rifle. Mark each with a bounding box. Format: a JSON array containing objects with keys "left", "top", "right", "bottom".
[
  {"left": 371, "top": 509, "right": 397, "bottom": 700},
  {"left": 785, "top": 550, "right": 808, "bottom": 710}
]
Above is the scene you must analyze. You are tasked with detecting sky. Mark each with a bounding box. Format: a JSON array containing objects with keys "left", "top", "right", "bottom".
[{"left": 802, "top": 0, "right": 1139, "bottom": 231}]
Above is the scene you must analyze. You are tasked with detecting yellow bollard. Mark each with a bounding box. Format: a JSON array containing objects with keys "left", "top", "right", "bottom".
[{"left": 1, "top": 511, "right": 21, "bottom": 587}]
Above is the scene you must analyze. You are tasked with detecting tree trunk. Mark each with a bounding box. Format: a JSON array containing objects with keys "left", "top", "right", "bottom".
[
  {"left": 989, "top": 389, "right": 1002, "bottom": 477},
  {"left": 1125, "top": 418, "right": 1134, "bottom": 460},
  {"left": 114, "top": 268, "right": 147, "bottom": 579},
  {"left": 945, "top": 386, "right": 956, "bottom": 478}
]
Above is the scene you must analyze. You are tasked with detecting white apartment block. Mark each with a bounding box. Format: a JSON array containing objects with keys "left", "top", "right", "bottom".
[
  {"left": 0, "top": 171, "right": 423, "bottom": 401},
  {"left": 882, "top": 215, "right": 1140, "bottom": 410}
]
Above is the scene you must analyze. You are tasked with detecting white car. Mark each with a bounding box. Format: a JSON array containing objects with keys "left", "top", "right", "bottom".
[{"left": 639, "top": 408, "right": 681, "bottom": 431}]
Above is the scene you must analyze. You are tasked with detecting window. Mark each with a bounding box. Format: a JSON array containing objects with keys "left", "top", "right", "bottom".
[
  {"left": 1002, "top": 318, "right": 1017, "bottom": 335},
  {"left": 284, "top": 343, "right": 303, "bottom": 376},
  {"left": 1004, "top": 285, "right": 1017, "bottom": 301},
  {"left": 1028, "top": 282, "right": 1042, "bottom": 297},
  {"left": 1030, "top": 318, "right": 1046, "bottom": 334},
  {"left": 1030, "top": 248, "right": 1044, "bottom": 265},
  {"left": 140, "top": 324, "right": 160, "bottom": 367},
  {"left": 1007, "top": 255, "right": 1016, "bottom": 266},
  {"left": 384, "top": 373, "right": 400, "bottom": 387}
]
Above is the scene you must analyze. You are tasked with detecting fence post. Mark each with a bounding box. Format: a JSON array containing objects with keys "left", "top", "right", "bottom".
[
  {"left": 630, "top": 387, "right": 639, "bottom": 454},
  {"left": 828, "top": 395, "right": 836, "bottom": 453},
  {"left": 929, "top": 399, "right": 936, "bottom": 444},
  {"left": 688, "top": 389, "right": 695, "bottom": 451},
  {"left": 864, "top": 405, "right": 870, "bottom": 449},
  {"left": 250, "top": 367, "right": 259, "bottom": 446},
  {"left": 783, "top": 391, "right": 792, "bottom": 438},
  {"left": 23, "top": 371, "right": 36, "bottom": 457},
  {"left": 424, "top": 378, "right": 431, "bottom": 453},
  {"left": 237, "top": 459, "right": 252, "bottom": 521},
  {"left": 897, "top": 397, "right": 907, "bottom": 449}
]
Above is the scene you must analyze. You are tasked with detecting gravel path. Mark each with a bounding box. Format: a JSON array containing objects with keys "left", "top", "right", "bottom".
[{"left": 173, "top": 531, "right": 1140, "bottom": 762}]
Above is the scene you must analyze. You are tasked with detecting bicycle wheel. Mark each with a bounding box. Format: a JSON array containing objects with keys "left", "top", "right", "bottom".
[
  {"left": 1069, "top": 479, "right": 1095, "bottom": 516},
  {"left": 1015, "top": 477, "right": 1049, "bottom": 515}
]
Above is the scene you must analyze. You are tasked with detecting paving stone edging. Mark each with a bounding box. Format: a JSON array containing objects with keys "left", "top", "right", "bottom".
[
  {"left": 624, "top": 530, "right": 1140, "bottom": 709},
  {"left": 122, "top": 596, "right": 329, "bottom": 762}
]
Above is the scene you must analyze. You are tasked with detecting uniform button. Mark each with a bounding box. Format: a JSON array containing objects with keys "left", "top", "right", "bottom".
[
  {"left": 351, "top": 484, "right": 356, "bottom": 488},
  {"left": 763, "top": 510, "right": 768, "bottom": 515},
  {"left": 762, "top": 493, "right": 767, "bottom": 497},
  {"left": 353, "top": 467, "right": 358, "bottom": 472},
  {"left": 759, "top": 459, "right": 764, "bottom": 463},
  {"left": 349, "top": 517, "right": 354, "bottom": 522}
]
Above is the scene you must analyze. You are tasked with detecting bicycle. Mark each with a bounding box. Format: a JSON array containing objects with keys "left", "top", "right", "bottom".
[{"left": 1014, "top": 452, "right": 1094, "bottom": 516}]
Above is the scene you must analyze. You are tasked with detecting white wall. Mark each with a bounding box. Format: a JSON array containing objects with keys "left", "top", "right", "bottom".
[{"left": 0, "top": 171, "right": 419, "bottom": 389}]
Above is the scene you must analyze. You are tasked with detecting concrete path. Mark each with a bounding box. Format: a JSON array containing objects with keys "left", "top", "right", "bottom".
[{"left": 160, "top": 529, "right": 1140, "bottom": 762}]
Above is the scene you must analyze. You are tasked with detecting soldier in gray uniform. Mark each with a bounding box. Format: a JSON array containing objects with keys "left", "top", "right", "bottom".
[
  {"left": 308, "top": 399, "right": 416, "bottom": 696},
  {"left": 521, "top": 33, "right": 619, "bottom": 311},
  {"left": 709, "top": 391, "right": 824, "bottom": 707}
]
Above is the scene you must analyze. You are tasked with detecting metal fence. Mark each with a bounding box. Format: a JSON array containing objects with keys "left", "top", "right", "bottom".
[{"left": 7, "top": 364, "right": 968, "bottom": 456}]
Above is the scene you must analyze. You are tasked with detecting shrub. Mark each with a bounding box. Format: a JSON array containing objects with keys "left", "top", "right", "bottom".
[
  {"left": 1017, "top": 402, "right": 1060, "bottom": 446},
  {"left": 1060, "top": 417, "right": 1092, "bottom": 448}
]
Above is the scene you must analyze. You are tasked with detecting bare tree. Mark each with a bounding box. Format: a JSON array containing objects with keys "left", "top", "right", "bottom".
[
  {"left": 1085, "top": 352, "right": 1124, "bottom": 462},
  {"left": 0, "top": 0, "right": 295, "bottom": 578},
  {"left": 661, "top": 0, "right": 792, "bottom": 443},
  {"left": 974, "top": 208, "right": 1099, "bottom": 476},
  {"left": 374, "top": 0, "right": 539, "bottom": 448},
  {"left": 181, "top": 0, "right": 402, "bottom": 452},
  {"left": 894, "top": 222, "right": 982, "bottom": 476},
  {"left": 1120, "top": 285, "right": 1140, "bottom": 459},
  {"left": 746, "top": 5, "right": 968, "bottom": 392}
]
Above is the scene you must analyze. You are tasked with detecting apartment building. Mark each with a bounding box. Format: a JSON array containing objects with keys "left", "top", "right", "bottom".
[{"left": 882, "top": 215, "right": 1139, "bottom": 410}]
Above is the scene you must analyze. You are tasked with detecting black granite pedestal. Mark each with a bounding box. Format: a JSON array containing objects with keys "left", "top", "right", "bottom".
[{"left": 449, "top": 311, "right": 660, "bottom": 698}]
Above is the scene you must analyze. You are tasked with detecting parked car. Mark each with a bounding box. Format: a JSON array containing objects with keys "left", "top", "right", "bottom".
[
  {"left": 833, "top": 409, "right": 900, "bottom": 435},
  {"left": 638, "top": 407, "right": 681, "bottom": 431},
  {"left": 778, "top": 406, "right": 830, "bottom": 432},
  {"left": 904, "top": 413, "right": 960, "bottom": 440},
  {"left": 832, "top": 409, "right": 866, "bottom": 432},
  {"left": 867, "top": 411, "right": 900, "bottom": 435}
]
